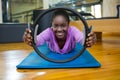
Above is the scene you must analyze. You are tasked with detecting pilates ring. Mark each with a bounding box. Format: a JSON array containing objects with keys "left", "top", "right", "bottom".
[{"left": 31, "top": 7, "right": 91, "bottom": 63}]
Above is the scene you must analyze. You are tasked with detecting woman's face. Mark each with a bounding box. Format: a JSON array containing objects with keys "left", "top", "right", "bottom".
[{"left": 52, "top": 15, "right": 69, "bottom": 40}]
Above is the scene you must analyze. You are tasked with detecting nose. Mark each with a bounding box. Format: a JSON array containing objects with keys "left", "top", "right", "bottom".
[{"left": 57, "top": 26, "right": 62, "bottom": 31}]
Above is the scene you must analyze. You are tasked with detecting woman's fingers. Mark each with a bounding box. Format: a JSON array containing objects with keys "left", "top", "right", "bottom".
[
  {"left": 23, "top": 28, "right": 33, "bottom": 46},
  {"left": 88, "top": 32, "right": 94, "bottom": 37},
  {"left": 26, "top": 28, "right": 31, "bottom": 33},
  {"left": 25, "top": 33, "right": 32, "bottom": 39},
  {"left": 86, "top": 31, "right": 96, "bottom": 47},
  {"left": 86, "top": 41, "right": 94, "bottom": 47},
  {"left": 27, "top": 40, "right": 32, "bottom": 46}
]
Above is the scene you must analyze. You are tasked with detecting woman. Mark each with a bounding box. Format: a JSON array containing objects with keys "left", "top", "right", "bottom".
[{"left": 23, "top": 10, "right": 96, "bottom": 54}]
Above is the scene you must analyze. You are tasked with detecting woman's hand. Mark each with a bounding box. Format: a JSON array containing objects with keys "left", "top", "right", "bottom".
[
  {"left": 23, "top": 28, "right": 33, "bottom": 46},
  {"left": 86, "top": 31, "right": 96, "bottom": 47}
]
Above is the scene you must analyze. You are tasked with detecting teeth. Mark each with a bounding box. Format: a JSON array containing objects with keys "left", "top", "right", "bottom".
[{"left": 57, "top": 33, "right": 63, "bottom": 36}]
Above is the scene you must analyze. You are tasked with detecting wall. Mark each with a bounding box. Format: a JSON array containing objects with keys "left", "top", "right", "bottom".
[
  {"left": 11, "top": 1, "right": 43, "bottom": 14},
  {"left": 11, "top": 0, "right": 43, "bottom": 23},
  {"left": 102, "top": 0, "right": 120, "bottom": 17},
  {"left": 43, "top": 0, "right": 49, "bottom": 9},
  {"left": 0, "top": 0, "right": 2, "bottom": 23}
]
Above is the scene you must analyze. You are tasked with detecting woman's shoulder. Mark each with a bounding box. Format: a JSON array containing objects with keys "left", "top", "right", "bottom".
[
  {"left": 41, "top": 27, "right": 53, "bottom": 33},
  {"left": 38, "top": 28, "right": 53, "bottom": 37},
  {"left": 43, "top": 27, "right": 52, "bottom": 31},
  {"left": 68, "top": 26, "right": 83, "bottom": 36}
]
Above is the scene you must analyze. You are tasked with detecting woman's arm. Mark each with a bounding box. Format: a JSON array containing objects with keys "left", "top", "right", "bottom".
[
  {"left": 71, "top": 27, "right": 84, "bottom": 44},
  {"left": 71, "top": 27, "right": 96, "bottom": 47},
  {"left": 36, "top": 28, "right": 51, "bottom": 46},
  {"left": 23, "top": 28, "right": 51, "bottom": 46}
]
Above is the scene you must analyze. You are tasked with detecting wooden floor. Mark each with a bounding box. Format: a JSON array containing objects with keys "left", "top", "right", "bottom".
[{"left": 0, "top": 34, "right": 120, "bottom": 80}]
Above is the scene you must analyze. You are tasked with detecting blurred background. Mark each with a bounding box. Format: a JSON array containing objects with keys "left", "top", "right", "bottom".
[{"left": 0, "top": 0, "right": 120, "bottom": 23}]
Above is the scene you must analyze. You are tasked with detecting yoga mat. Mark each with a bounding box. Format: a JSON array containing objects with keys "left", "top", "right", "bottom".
[{"left": 17, "top": 43, "right": 101, "bottom": 69}]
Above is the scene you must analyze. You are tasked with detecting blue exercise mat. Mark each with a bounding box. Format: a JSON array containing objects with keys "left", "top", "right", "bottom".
[{"left": 16, "top": 43, "right": 101, "bottom": 69}]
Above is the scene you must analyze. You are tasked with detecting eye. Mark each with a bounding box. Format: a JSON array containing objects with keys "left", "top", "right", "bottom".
[
  {"left": 61, "top": 24, "right": 67, "bottom": 27},
  {"left": 53, "top": 24, "right": 58, "bottom": 28}
]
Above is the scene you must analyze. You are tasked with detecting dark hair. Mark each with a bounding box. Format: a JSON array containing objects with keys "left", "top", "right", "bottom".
[{"left": 52, "top": 9, "right": 70, "bottom": 23}]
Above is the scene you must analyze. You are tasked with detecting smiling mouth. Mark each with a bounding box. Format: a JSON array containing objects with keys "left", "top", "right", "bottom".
[
  {"left": 57, "top": 33, "right": 63, "bottom": 35},
  {"left": 57, "top": 32, "right": 64, "bottom": 34},
  {"left": 56, "top": 32, "right": 64, "bottom": 37}
]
